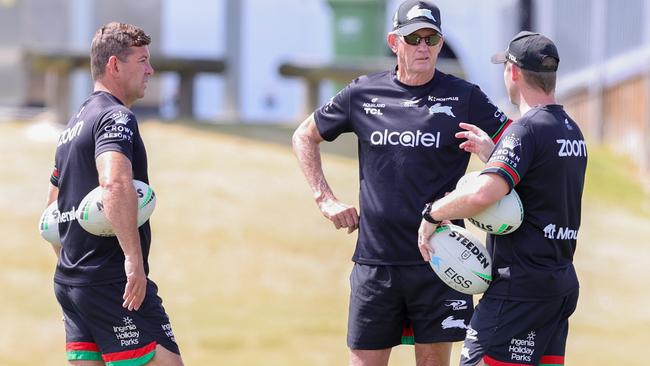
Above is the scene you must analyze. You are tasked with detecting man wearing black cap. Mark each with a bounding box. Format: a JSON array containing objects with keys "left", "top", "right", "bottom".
[
  {"left": 293, "top": 0, "right": 513, "bottom": 365},
  {"left": 418, "top": 31, "right": 586, "bottom": 366}
]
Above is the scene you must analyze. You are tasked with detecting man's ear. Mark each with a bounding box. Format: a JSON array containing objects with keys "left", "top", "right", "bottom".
[
  {"left": 387, "top": 33, "right": 398, "bottom": 53},
  {"left": 106, "top": 55, "right": 120, "bottom": 77},
  {"left": 510, "top": 63, "right": 521, "bottom": 82}
]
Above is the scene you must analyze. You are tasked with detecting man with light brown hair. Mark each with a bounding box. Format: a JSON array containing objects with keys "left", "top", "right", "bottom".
[{"left": 45, "top": 22, "right": 183, "bottom": 365}]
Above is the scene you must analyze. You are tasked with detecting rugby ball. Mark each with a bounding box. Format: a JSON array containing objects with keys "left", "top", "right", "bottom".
[
  {"left": 39, "top": 201, "right": 61, "bottom": 246},
  {"left": 428, "top": 224, "right": 492, "bottom": 295},
  {"left": 457, "top": 171, "right": 523, "bottom": 235},
  {"left": 76, "top": 180, "right": 156, "bottom": 236}
]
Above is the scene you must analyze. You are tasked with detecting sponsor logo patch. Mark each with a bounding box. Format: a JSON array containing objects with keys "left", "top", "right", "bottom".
[
  {"left": 113, "top": 316, "right": 140, "bottom": 347},
  {"left": 161, "top": 322, "right": 176, "bottom": 343},
  {"left": 52, "top": 206, "right": 77, "bottom": 224},
  {"left": 489, "top": 133, "right": 522, "bottom": 171},
  {"left": 465, "top": 326, "right": 478, "bottom": 341},
  {"left": 428, "top": 96, "right": 459, "bottom": 102},
  {"left": 556, "top": 138, "right": 586, "bottom": 157},
  {"left": 369, "top": 129, "right": 440, "bottom": 148},
  {"left": 57, "top": 120, "right": 84, "bottom": 146},
  {"left": 508, "top": 331, "right": 536, "bottom": 363},
  {"left": 401, "top": 98, "right": 421, "bottom": 107},
  {"left": 564, "top": 118, "right": 574, "bottom": 130},
  {"left": 429, "top": 103, "right": 455, "bottom": 117},
  {"left": 406, "top": 5, "right": 436, "bottom": 22},
  {"left": 362, "top": 97, "right": 386, "bottom": 115},
  {"left": 102, "top": 115, "right": 134, "bottom": 143},
  {"left": 543, "top": 223, "right": 578, "bottom": 239},
  {"left": 110, "top": 110, "right": 131, "bottom": 125},
  {"left": 441, "top": 316, "right": 467, "bottom": 330},
  {"left": 445, "top": 299, "right": 468, "bottom": 311}
]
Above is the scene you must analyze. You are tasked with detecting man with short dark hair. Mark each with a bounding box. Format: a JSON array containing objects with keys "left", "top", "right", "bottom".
[
  {"left": 418, "top": 31, "right": 586, "bottom": 366},
  {"left": 292, "top": 1, "right": 512, "bottom": 365},
  {"left": 44, "top": 22, "right": 183, "bottom": 365}
]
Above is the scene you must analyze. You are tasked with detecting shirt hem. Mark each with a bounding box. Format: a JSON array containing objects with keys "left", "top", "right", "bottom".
[
  {"left": 352, "top": 257, "right": 429, "bottom": 266},
  {"left": 54, "top": 275, "right": 128, "bottom": 287}
]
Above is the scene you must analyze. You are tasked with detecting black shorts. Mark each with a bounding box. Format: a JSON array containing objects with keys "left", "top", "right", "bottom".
[
  {"left": 460, "top": 289, "right": 578, "bottom": 366},
  {"left": 347, "top": 263, "right": 473, "bottom": 349},
  {"left": 54, "top": 279, "right": 180, "bottom": 364}
]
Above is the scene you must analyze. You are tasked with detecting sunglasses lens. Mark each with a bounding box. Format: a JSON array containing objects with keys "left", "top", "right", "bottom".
[
  {"left": 403, "top": 34, "right": 420, "bottom": 45},
  {"left": 425, "top": 34, "right": 441, "bottom": 46},
  {"left": 403, "top": 33, "right": 440, "bottom": 46}
]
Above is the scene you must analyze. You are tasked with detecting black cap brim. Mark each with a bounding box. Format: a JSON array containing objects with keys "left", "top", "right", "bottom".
[{"left": 491, "top": 51, "right": 507, "bottom": 64}]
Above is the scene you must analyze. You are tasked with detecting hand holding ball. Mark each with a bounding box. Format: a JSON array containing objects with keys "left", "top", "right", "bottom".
[{"left": 428, "top": 224, "right": 492, "bottom": 294}]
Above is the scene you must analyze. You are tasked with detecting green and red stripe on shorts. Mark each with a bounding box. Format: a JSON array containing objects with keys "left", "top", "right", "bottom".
[{"left": 67, "top": 341, "right": 156, "bottom": 366}]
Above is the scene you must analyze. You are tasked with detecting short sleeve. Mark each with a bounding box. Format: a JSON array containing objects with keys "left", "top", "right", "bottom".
[
  {"left": 482, "top": 123, "right": 533, "bottom": 190},
  {"left": 94, "top": 108, "right": 136, "bottom": 161},
  {"left": 50, "top": 165, "right": 59, "bottom": 187},
  {"left": 468, "top": 86, "right": 512, "bottom": 143},
  {"left": 314, "top": 82, "right": 354, "bottom": 141}
]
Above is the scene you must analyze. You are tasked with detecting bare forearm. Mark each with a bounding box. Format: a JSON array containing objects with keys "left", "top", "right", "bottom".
[
  {"left": 97, "top": 152, "right": 142, "bottom": 261},
  {"left": 292, "top": 116, "right": 335, "bottom": 205},
  {"left": 294, "top": 139, "right": 334, "bottom": 203},
  {"left": 102, "top": 179, "right": 141, "bottom": 258},
  {"left": 46, "top": 183, "right": 61, "bottom": 257},
  {"left": 429, "top": 173, "right": 509, "bottom": 221},
  {"left": 293, "top": 114, "right": 359, "bottom": 232},
  {"left": 96, "top": 148, "right": 146, "bottom": 311},
  {"left": 429, "top": 188, "right": 491, "bottom": 221},
  {"left": 46, "top": 183, "right": 58, "bottom": 206}
]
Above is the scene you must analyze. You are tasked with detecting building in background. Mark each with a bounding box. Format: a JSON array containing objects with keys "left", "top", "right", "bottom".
[
  {"left": 0, "top": 0, "right": 648, "bottom": 177},
  {"left": 0, "top": 0, "right": 517, "bottom": 123},
  {"left": 535, "top": 0, "right": 650, "bottom": 175},
  {"left": 0, "top": 0, "right": 162, "bottom": 116},
  {"left": 0, "top": 0, "right": 333, "bottom": 123}
]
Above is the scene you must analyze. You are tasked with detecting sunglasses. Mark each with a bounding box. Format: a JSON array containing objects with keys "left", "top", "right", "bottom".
[{"left": 402, "top": 33, "right": 441, "bottom": 47}]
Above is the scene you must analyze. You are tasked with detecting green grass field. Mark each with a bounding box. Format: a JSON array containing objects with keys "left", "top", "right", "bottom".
[{"left": 0, "top": 119, "right": 648, "bottom": 365}]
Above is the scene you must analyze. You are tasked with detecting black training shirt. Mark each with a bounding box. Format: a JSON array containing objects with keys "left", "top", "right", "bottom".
[
  {"left": 482, "top": 104, "right": 587, "bottom": 300},
  {"left": 315, "top": 69, "right": 511, "bottom": 265},
  {"left": 51, "top": 91, "right": 151, "bottom": 286}
]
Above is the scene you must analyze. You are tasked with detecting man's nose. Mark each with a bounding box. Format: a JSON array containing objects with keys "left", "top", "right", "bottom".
[{"left": 416, "top": 39, "right": 429, "bottom": 50}]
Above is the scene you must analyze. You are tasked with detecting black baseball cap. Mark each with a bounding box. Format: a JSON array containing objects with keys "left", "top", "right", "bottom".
[
  {"left": 392, "top": 0, "right": 442, "bottom": 36},
  {"left": 491, "top": 31, "right": 559, "bottom": 72}
]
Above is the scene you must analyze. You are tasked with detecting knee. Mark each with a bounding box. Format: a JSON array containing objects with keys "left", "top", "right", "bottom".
[
  {"left": 416, "top": 355, "right": 449, "bottom": 366},
  {"left": 414, "top": 343, "right": 452, "bottom": 366}
]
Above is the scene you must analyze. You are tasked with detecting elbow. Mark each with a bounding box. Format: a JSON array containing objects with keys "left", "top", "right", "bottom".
[
  {"left": 293, "top": 114, "right": 322, "bottom": 153},
  {"left": 292, "top": 123, "right": 318, "bottom": 154},
  {"left": 467, "top": 187, "right": 502, "bottom": 212},
  {"left": 99, "top": 175, "right": 132, "bottom": 193},
  {"left": 464, "top": 173, "right": 509, "bottom": 213},
  {"left": 291, "top": 128, "right": 303, "bottom": 151}
]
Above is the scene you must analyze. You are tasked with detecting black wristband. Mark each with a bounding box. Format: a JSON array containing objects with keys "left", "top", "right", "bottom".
[{"left": 422, "top": 202, "right": 442, "bottom": 225}]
